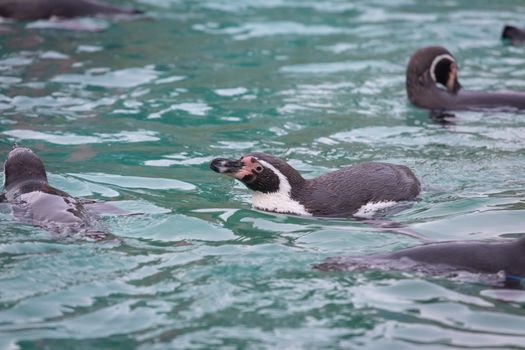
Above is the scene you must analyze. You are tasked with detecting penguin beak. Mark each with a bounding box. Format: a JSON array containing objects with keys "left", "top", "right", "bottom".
[
  {"left": 210, "top": 157, "right": 258, "bottom": 183},
  {"left": 447, "top": 63, "right": 461, "bottom": 93},
  {"left": 210, "top": 158, "right": 244, "bottom": 174}
]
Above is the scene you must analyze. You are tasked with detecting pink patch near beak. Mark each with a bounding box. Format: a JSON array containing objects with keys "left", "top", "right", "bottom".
[{"left": 231, "top": 156, "right": 261, "bottom": 180}]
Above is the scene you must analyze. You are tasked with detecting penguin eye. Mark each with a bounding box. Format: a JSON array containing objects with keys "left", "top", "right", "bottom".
[{"left": 254, "top": 165, "right": 264, "bottom": 173}]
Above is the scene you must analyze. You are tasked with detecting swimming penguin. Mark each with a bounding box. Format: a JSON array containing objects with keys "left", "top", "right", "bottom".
[
  {"left": 502, "top": 25, "right": 525, "bottom": 45},
  {"left": 210, "top": 152, "right": 420, "bottom": 217},
  {"left": 315, "top": 236, "right": 525, "bottom": 287},
  {"left": 0, "top": 0, "right": 142, "bottom": 21},
  {"left": 1, "top": 146, "right": 105, "bottom": 237},
  {"left": 406, "top": 46, "right": 525, "bottom": 111}
]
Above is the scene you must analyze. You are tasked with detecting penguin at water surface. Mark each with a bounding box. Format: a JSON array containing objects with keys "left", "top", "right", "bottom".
[
  {"left": 0, "top": 0, "right": 142, "bottom": 20},
  {"left": 1, "top": 146, "right": 115, "bottom": 239},
  {"left": 406, "top": 46, "right": 525, "bottom": 111},
  {"left": 210, "top": 152, "right": 420, "bottom": 218}
]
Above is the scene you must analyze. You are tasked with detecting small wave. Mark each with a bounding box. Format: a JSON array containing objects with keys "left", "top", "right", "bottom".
[
  {"left": 214, "top": 87, "right": 248, "bottom": 97},
  {"left": 53, "top": 67, "right": 159, "bottom": 88},
  {"left": 3, "top": 129, "right": 160, "bottom": 145},
  {"left": 194, "top": 21, "right": 349, "bottom": 40},
  {"left": 68, "top": 173, "right": 196, "bottom": 191}
]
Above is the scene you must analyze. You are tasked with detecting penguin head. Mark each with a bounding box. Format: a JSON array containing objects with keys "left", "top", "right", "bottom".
[
  {"left": 407, "top": 46, "right": 462, "bottom": 94},
  {"left": 210, "top": 152, "right": 304, "bottom": 194},
  {"left": 502, "top": 25, "right": 525, "bottom": 44},
  {"left": 3, "top": 146, "right": 48, "bottom": 191}
]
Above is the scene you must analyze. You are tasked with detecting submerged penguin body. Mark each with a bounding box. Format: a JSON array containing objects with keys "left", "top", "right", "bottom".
[
  {"left": 0, "top": 0, "right": 142, "bottom": 20},
  {"left": 315, "top": 236, "right": 525, "bottom": 287}
]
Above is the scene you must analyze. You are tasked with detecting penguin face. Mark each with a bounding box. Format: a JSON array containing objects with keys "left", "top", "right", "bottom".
[
  {"left": 3, "top": 147, "right": 48, "bottom": 190},
  {"left": 210, "top": 155, "right": 280, "bottom": 193},
  {"left": 406, "top": 46, "right": 463, "bottom": 97},
  {"left": 429, "top": 53, "right": 461, "bottom": 93}
]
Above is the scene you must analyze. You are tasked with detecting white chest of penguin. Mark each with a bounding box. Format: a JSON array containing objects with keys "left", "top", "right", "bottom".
[
  {"left": 250, "top": 159, "right": 312, "bottom": 216},
  {"left": 251, "top": 191, "right": 398, "bottom": 217},
  {"left": 251, "top": 190, "right": 311, "bottom": 216}
]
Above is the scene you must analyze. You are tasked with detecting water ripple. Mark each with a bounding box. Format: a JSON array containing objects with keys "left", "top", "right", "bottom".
[
  {"left": 194, "top": 21, "right": 350, "bottom": 40},
  {"left": 53, "top": 67, "right": 160, "bottom": 88},
  {"left": 280, "top": 60, "right": 398, "bottom": 74},
  {"left": 68, "top": 173, "right": 196, "bottom": 191},
  {"left": 3, "top": 129, "right": 160, "bottom": 145}
]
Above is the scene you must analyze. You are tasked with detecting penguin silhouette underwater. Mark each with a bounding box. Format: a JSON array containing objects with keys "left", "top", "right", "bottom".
[{"left": 315, "top": 236, "right": 525, "bottom": 288}]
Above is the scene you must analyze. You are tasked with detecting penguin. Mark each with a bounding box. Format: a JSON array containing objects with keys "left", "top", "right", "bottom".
[
  {"left": 1, "top": 146, "right": 106, "bottom": 238},
  {"left": 406, "top": 46, "right": 525, "bottom": 111},
  {"left": 314, "top": 236, "right": 525, "bottom": 288},
  {"left": 210, "top": 152, "right": 420, "bottom": 217},
  {"left": 502, "top": 25, "right": 525, "bottom": 45},
  {"left": 0, "top": 0, "right": 142, "bottom": 21}
]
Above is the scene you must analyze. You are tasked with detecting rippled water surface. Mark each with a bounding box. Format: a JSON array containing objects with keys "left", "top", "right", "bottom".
[{"left": 1, "top": 0, "right": 525, "bottom": 348}]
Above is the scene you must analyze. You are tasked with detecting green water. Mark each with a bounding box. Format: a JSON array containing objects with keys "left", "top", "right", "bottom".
[{"left": 1, "top": 0, "right": 525, "bottom": 348}]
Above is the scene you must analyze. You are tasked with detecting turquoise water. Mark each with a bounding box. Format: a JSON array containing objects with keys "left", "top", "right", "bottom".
[{"left": 1, "top": 0, "right": 525, "bottom": 348}]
